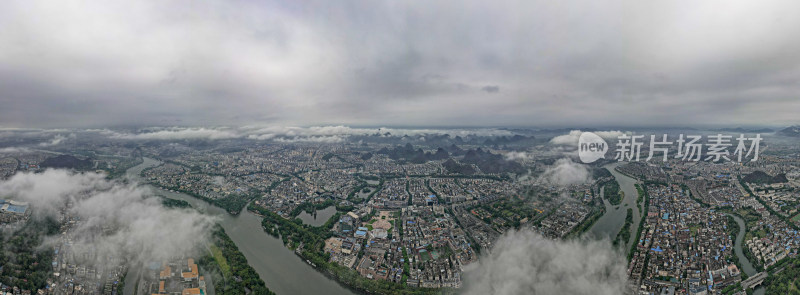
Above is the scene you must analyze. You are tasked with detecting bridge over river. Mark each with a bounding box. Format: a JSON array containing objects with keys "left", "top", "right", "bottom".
[{"left": 742, "top": 272, "right": 767, "bottom": 290}]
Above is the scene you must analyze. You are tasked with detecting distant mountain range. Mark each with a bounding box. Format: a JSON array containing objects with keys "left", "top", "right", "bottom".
[
  {"left": 777, "top": 125, "right": 800, "bottom": 137},
  {"left": 715, "top": 127, "right": 774, "bottom": 133}
]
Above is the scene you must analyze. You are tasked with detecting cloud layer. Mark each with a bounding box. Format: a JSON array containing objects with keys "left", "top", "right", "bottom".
[
  {"left": 539, "top": 158, "right": 591, "bottom": 186},
  {"left": 0, "top": 169, "right": 216, "bottom": 267},
  {"left": 2, "top": 0, "right": 800, "bottom": 127},
  {"left": 464, "top": 229, "right": 628, "bottom": 295},
  {"left": 38, "top": 133, "right": 76, "bottom": 146},
  {"left": 503, "top": 151, "right": 532, "bottom": 162},
  {"left": 109, "top": 127, "right": 239, "bottom": 140},
  {"left": 0, "top": 147, "right": 31, "bottom": 154},
  {"left": 101, "top": 125, "right": 516, "bottom": 141}
]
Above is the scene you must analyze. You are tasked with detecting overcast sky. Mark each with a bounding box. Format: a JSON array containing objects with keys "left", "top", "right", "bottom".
[{"left": 1, "top": 0, "right": 799, "bottom": 128}]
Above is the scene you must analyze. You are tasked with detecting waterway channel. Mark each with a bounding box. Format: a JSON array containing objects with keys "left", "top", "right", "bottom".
[
  {"left": 729, "top": 214, "right": 765, "bottom": 295},
  {"left": 588, "top": 162, "right": 642, "bottom": 251},
  {"left": 125, "top": 157, "right": 355, "bottom": 295}
]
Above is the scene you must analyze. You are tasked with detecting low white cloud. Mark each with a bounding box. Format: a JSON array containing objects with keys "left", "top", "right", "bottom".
[
  {"left": 539, "top": 158, "right": 590, "bottom": 186},
  {"left": 0, "top": 169, "right": 217, "bottom": 268},
  {"left": 110, "top": 127, "right": 239, "bottom": 140},
  {"left": 464, "top": 229, "right": 627, "bottom": 295},
  {"left": 503, "top": 151, "right": 532, "bottom": 161},
  {"left": 274, "top": 135, "right": 346, "bottom": 143},
  {"left": 242, "top": 126, "right": 353, "bottom": 139},
  {"left": 39, "top": 133, "right": 76, "bottom": 146},
  {"left": 242, "top": 125, "right": 515, "bottom": 140},
  {"left": 104, "top": 125, "right": 518, "bottom": 142},
  {"left": 374, "top": 127, "right": 515, "bottom": 138},
  {"left": 0, "top": 147, "right": 31, "bottom": 154}
]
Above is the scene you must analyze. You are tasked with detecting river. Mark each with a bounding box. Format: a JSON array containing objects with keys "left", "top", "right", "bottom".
[
  {"left": 729, "top": 214, "right": 765, "bottom": 295},
  {"left": 126, "top": 157, "right": 355, "bottom": 295},
  {"left": 587, "top": 162, "right": 642, "bottom": 250}
]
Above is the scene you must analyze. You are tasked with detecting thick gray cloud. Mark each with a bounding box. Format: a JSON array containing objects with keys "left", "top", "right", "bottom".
[
  {"left": 1, "top": 0, "right": 799, "bottom": 128},
  {"left": 481, "top": 86, "right": 500, "bottom": 93}
]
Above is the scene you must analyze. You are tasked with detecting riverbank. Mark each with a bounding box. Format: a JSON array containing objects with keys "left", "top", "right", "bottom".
[
  {"left": 249, "top": 204, "right": 447, "bottom": 295},
  {"left": 726, "top": 213, "right": 766, "bottom": 295},
  {"left": 201, "top": 225, "right": 275, "bottom": 295},
  {"left": 628, "top": 183, "right": 649, "bottom": 260},
  {"left": 126, "top": 157, "right": 356, "bottom": 295},
  {"left": 587, "top": 162, "right": 643, "bottom": 252}
]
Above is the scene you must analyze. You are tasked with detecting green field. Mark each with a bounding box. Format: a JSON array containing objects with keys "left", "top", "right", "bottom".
[{"left": 210, "top": 244, "right": 232, "bottom": 279}]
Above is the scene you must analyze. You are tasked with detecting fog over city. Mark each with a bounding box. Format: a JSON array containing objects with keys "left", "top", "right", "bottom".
[
  {"left": 464, "top": 229, "right": 628, "bottom": 295},
  {"left": 462, "top": 157, "right": 626, "bottom": 295},
  {"left": 0, "top": 169, "right": 216, "bottom": 268}
]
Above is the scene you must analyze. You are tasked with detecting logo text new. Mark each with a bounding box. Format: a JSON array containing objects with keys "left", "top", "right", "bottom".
[{"left": 580, "top": 142, "right": 605, "bottom": 153}]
